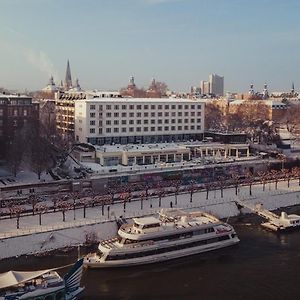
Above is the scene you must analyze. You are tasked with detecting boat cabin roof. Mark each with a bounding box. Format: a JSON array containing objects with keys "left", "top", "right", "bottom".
[
  {"left": 133, "top": 216, "right": 160, "bottom": 226},
  {"left": 0, "top": 269, "right": 52, "bottom": 290}
]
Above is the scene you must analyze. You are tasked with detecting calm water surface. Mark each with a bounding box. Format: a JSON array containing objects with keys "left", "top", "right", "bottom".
[{"left": 1, "top": 214, "right": 300, "bottom": 300}]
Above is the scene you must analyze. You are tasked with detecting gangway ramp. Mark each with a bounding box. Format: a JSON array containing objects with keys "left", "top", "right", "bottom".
[{"left": 235, "top": 199, "right": 279, "bottom": 222}]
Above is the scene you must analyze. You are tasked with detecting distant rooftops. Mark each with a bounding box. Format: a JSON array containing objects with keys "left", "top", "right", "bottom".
[{"left": 0, "top": 93, "right": 31, "bottom": 98}]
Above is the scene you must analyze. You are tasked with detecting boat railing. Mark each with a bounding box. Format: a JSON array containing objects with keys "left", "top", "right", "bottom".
[
  {"left": 100, "top": 237, "right": 119, "bottom": 248},
  {"left": 119, "top": 223, "right": 134, "bottom": 234}
]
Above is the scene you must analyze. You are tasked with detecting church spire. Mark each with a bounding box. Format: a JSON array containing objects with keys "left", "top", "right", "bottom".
[{"left": 64, "top": 60, "right": 72, "bottom": 90}]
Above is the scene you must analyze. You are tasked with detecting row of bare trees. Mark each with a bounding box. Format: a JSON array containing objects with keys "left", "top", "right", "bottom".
[{"left": 2, "top": 166, "right": 300, "bottom": 229}]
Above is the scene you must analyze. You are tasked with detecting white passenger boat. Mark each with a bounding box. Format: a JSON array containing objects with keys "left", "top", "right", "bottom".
[
  {"left": 0, "top": 259, "right": 84, "bottom": 300},
  {"left": 84, "top": 209, "right": 240, "bottom": 268}
]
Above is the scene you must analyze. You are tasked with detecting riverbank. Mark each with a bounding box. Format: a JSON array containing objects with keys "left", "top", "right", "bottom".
[{"left": 0, "top": 178, "right": 299, "bottom": 260}]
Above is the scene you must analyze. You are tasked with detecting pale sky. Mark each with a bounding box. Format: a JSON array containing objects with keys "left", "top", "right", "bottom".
[{"left": 0, "top": 0, "right": 300, "bottom": 93}]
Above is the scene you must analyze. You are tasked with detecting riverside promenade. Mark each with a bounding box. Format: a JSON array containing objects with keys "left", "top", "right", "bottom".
[{"left": 0, "top": 178, "right": 300, "bottom": 259}]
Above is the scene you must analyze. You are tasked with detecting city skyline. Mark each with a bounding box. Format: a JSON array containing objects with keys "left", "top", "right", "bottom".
[{"left": 1, "top": 0, "right": 300, "bottom": 92}]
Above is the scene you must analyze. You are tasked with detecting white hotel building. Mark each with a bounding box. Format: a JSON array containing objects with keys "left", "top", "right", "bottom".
[{"left": 74, "top": 98, "right": 205, "bottom": 145}]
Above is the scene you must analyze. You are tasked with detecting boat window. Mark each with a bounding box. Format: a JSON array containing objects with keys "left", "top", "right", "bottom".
[
  {"left": 194, "top": 229, "right": 205, "bottom": 235},
  {"left": 181, "top": 232, "right": 193, "bottom": 238},
  {"left": 218, "top": 235, "right": 230, "bottom": 241},
  {"left": 205, "top": 228, "right": 214, "bottom": 233},
  {"left": 167, "top": 234, "right": 181, "bottom": 240},
  {"left": 106, "top": 236, "right": 226, "bottom": 260},
  {"left": 142, "top": 223, "right": 160, "bottom": 229},
  {"left": 45, "top": 295, "right": 54, "bottom": 300},
  {"left": 125, "top": 239, "right": 137, "bottom": 244}
]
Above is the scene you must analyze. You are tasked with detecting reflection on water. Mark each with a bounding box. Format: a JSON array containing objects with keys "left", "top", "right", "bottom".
[{"left": 1, "top": 220, "right": 300, "bottom": 300}]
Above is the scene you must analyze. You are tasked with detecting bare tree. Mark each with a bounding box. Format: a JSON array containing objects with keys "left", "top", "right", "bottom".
[
  {"left": 258, "top": 171, "right": 268, "bottom": 191},
  {"left": 230, "top": 172, "right": 240, "bottom": 195},
  {"left": 69, "top": 192, "right": 81, "bottom": 220},
  {"left": 157, "top": 188, "right": 165, "bottom": 207},
  {"left": 282, "top": 169, "right": 291, "bottom": 188},
  {"left": 205, "top": 102, "right": 225, "bottom": 131},
  {"left": 188, "top": 180, "right": 197, "bottom": 203},
  {"left": 217, "top": 176, "right": 226, "bottom": 198},
  {"left": 204, "top": 182, "right": 211, "bottom": 200},
  {"left": 107, "top": 187, "right": 118, "bottom": 204},
  {"left": 292, "top": 167, "right": 300, "bottom": 186},
  {"left": 35, "top": 203, "right": 48, "bottom": 225},
  {"left": 120, "top": 191, "right": 131, "bottom": 213},
  {"left": 57, "top": 201, "right": 71, "bottom": 222},
  {"left": 28, "top": 195, "right": 39, "bottom": 215},
  {"left": 173, "top": 180, "right": 182, "bottom": 205},
  {"left": 51, "top": 196, "right": 60, "bottom": 212},
  {"left": 79, "top": 197, "right": 91, "bottom": 219},
  {"left": 8, "top": 204, "right": 24, "bottom": 229},
  {"left": 286, "top": 103, "right": 300, "bottom": 144},
  {"left": 270, "top": 169, "right": 279, "bottom": 190},
  {"left": 139, "top": 191, "right": 147, "bottom": 210},
  {"left": 7, "top": 130, "right": 25, "bottom": 177},
  {"left": 245, "top": 172, "right": 254, "bottom": 196},
  {"left": 30, "top": 137, "right": 52, "bottom": 180}
]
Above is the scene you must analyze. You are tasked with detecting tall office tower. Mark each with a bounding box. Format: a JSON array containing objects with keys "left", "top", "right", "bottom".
[
  {"left": 209, "top": 74, "right": 224, "bottom": 96},
  {"left": 64, "top": 60, "right": 73, "bottom": 90},
  {"left": 200, "top": 80, "right": 210, "bottom": 95}
]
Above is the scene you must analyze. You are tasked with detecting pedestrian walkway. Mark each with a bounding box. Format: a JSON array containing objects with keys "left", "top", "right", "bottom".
[{"left": 0, "top": 178, "right": 299, "bottom": 239}]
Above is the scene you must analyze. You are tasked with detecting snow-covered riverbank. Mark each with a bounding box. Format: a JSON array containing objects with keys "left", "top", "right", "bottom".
[{"left": 0, "top": 179, "right": 299, "bottom": 260}]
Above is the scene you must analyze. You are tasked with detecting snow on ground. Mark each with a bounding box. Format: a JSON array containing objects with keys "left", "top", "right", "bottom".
[
  {"left": 0, "top": 178, "right": 300, "bottom": 259},
  {"left": 0, "top": 167, "right": 53, "bottom": 186}
]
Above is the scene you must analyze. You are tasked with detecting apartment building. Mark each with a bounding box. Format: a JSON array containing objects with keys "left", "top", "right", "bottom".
[
  {"left": 55, "top": 90, "right": 121, "bottom": 138},
  {"left": 75, "top": 98, "right": 205, "bottom": 145},
  {"left": 0, "top": 94, "right": 39, "bottom": 158}
]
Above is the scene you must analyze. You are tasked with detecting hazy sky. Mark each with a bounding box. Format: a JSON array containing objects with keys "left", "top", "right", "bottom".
[{"left": 0, "top": 0, "right": 300, "bottom": 93}]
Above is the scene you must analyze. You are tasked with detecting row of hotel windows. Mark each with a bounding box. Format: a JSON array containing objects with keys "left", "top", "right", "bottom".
[
  {"left": 87, "top": 118, "right": 202, "bottom": 126},
  {"left": 89, "top": 111, "right": 202, "bottom": 118},
  {"left": 87, "top": 125, "right": 202, "bottom": 134},
  {"left": 89, "top": 104, "right": 202, "bottom": 110},
  {"left": 0, "top": 119, "right": 28, "bottom": 127},
  {"left": 0, "top": 109, "right": 29, "bottom": 116}
]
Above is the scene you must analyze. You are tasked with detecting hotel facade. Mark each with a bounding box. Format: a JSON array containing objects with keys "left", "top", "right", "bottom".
[{"left": 74, "top": 98, "right": 205, "bottom": 145}]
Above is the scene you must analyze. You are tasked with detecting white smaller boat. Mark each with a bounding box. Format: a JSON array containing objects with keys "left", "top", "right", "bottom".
[
  {"left": 261, "top": 211, "right": 300, "bottom": 231},
  {"left": 0, "top": 259, "right": 84, "bottom": 300},
  {"left": 236, "top": 200, "right": 300, "bottom": 231}
]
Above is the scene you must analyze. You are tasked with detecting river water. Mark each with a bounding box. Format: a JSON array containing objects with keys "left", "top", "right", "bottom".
[{"left": 1, "top": 214, "right": 300, "bottom": 300}]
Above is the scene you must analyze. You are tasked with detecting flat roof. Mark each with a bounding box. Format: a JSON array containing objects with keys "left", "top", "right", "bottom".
[
  {"left": 74, "top": 97, "right": 205, "bottom": 103},
  {"left": 95, "top": 143, "right": 188, "bottom": 153},
  {"left": 133, "top": 216, "right": 160, "bottom": 226}
]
